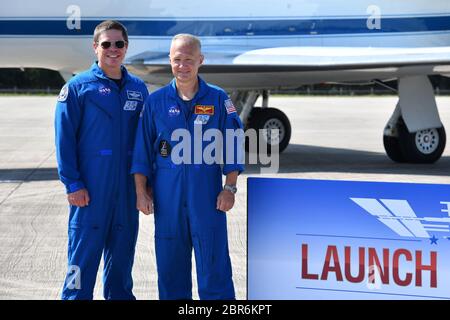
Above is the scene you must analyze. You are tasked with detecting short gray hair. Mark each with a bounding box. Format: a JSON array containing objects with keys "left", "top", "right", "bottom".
[{"left": 171, "top": 34, "right": 201, "bottom": 51}]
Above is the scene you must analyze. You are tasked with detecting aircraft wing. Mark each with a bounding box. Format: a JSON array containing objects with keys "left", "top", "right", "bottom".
[
  {"left": 233, "top": 46, "right": 450, "bottom": 71},
  {"left": 127, "top": 46, "right": 450, "bottom": 70},
  {"left": 125, "top": 46, "right": 450, "bottom": 88}
]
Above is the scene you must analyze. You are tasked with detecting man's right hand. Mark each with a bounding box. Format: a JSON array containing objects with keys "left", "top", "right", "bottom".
[
  {"left": 67, "top": 188, "right": 90, "bottom": 207},
  {"left": 137, "top": 187, "right": 153, "bottom": 215}
]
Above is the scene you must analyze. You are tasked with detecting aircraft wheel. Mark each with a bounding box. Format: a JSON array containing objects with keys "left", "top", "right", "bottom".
[
  {"left": 398, "top": 122, "right": 446, "bottom": 163},
  {"left": 245, "top": 108, "right": 291, "bottom": 153}
]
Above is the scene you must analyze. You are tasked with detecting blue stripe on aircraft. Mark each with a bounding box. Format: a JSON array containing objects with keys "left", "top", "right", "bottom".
[{"left": 0, "top": 16, "right": 449, "bottom": 37}]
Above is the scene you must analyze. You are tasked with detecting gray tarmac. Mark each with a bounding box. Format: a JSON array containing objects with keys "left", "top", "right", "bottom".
[{"left": 0, "top": 96, "right": 449, "bottom": 300}]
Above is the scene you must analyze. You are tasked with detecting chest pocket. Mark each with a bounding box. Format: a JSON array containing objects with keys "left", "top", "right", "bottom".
[
  {"left": 193, "top": 113, "right": 219, "bottom": 131},
  {"left": 85, "top": 91, "right": 116, "bottom": 119},
  {"left": 150, "top": 109, "right": 184, "bottom": 168},
  {"left": 123, "top": 100, "right": 142, "bottom": 123}
]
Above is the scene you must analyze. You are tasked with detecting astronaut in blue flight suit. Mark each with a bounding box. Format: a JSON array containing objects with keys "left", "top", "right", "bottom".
[
  {"left": 54, "top": 20, "right": 148, "bottom": 300},
  {"left": 132, "top": 34, "right": 244, "bottom": 300}
]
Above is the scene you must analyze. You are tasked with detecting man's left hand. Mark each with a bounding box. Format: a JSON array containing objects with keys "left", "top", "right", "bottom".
[{"left": 216, "top": 190, "right": 235, "bottom": 212}]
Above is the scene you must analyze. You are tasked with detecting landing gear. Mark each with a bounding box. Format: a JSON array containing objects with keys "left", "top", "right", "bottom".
[
  {"left": 383, "top": 76, "right": 447, "bottom": 164},
  {"left": 383, "top": 117, "right": 446, "bottom": 163},
  {"left": 231, "top": 90, "right": 291, "bottom": 153},
  {"left": 246, "top": 107, "right": 292, "bottom": 153}
]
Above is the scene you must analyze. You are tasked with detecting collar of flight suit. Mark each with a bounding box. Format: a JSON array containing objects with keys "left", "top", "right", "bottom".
[
  {"left": 168, "top": 76, "right": 209, "bottom": 102},
  {"left": 90, "top": 62, "right": 130, "bottom": 85}
]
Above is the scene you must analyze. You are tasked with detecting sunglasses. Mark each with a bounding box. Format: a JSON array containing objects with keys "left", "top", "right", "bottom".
[{"left": 98, "top": 40, "right": 127, "bottom": 49}]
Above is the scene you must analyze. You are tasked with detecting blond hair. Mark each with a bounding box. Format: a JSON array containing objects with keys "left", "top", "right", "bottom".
[{"left": 171, "top": 34, "right": 201, "bottom": 52}]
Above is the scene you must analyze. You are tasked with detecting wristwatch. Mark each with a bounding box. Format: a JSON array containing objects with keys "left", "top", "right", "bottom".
[{"left": 223, "top": 184, "right": 237, "bottom": 194}]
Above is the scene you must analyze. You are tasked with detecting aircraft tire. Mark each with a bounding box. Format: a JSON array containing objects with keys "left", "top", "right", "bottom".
[
  {"left": 245, "top": 107, "right": 291, "bottom": 153},
  {"left": 397, "top": 118, "right": 446, "bottom": 163},
  {"left": 383, "top": 134, "right": 406, "bottom": 163}
]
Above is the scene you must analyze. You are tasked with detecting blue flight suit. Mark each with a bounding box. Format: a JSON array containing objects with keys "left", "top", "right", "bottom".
[
  {"left": 55, "top": 62, "right": 148, "bottom": 300},
  {"left": 131, "top": 77, "right": 244, "bottom": 300}
]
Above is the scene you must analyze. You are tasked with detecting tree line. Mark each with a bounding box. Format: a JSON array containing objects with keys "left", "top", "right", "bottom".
[
  {"left": 1, "top": 68, "right": 450, "bottom": 94},
  {"left": 0, "top": 68, "right": 64, "bottom": 89}
]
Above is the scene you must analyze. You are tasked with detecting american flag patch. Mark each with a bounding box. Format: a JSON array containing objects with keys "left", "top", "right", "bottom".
[{"left": 224, "top": 99, "right": 236, "bottom": 114}]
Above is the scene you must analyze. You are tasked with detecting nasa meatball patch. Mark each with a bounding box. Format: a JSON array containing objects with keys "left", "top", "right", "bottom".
[{"left": 57, "top": 85, "right": 68, "bottom": 102}]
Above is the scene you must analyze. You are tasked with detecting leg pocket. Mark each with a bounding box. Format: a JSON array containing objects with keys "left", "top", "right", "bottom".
[{"left": 192, "top": 229, "right": 215, "bottom": 275}]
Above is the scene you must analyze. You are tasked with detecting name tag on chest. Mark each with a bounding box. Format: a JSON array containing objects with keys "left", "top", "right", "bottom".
[{"left": 124, "top": 100, "right": 138, "bottom": 111}]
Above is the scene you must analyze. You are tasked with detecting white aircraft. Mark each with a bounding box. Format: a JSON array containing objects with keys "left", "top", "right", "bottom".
[{"left": 1, "top": 0, "right": 450, "bottom": 163}]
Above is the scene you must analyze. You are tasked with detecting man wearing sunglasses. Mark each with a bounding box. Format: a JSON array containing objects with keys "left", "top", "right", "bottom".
[{"left": 55, "top": 20, "right": 148, "bottom": 300}]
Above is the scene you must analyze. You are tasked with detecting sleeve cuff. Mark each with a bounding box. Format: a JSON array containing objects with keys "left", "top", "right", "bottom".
[
  {"left": 66, "top": 181, "right": 85, "bottom": 194},
  {"left": 223, "top": 164, "right": 245, "bottom": 176},
  {"left": 130, "top": 164, "right": 152, "bottom": 178}
]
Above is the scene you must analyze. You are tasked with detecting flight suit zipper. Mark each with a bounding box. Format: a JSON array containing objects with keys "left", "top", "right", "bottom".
[
  {"left": 111, "top": 79, "right": 123, "bottom": 205},
  {"left": 181, "top": 99, "right": 191, "bottom": 210}
]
